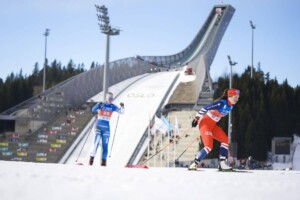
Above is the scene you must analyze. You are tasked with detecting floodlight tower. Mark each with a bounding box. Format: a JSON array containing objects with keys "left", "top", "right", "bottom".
[
  {"left": 250, "top": 20, "right": 256, "bottom": 79},
  {"left": 227, "top": 55, "right": 237, "bottom": 145},
  {"left": 42, "top": 28, "right": 50, "bottom": 92},
  {"left": 95, "top": 5, "right": 120, "bottom": 102}
]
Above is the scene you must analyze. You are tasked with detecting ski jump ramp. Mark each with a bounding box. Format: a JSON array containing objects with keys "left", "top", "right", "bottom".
[
  {"left": 65, "top": 72, "right": 179, "bottom": 166},
  {"left": 61, "top": 4, "right": 235, "bottom": 166}
]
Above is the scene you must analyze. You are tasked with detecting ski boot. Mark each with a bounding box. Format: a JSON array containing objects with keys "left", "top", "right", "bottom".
[
  {"left": 89, "top": 156, "right": 94, "bottom": 166},
  {"left": 188, "top": 159, "right": 200, "bottom": 170},
  {"left": 218, "top": 156, "right": 232, "bottom": 171},
  {"left": 101, "top": 159, "right": 107, "bottom": 166}
]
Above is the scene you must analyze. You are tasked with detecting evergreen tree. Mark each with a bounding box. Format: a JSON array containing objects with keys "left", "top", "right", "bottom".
[
  {"left": 0, "top": 59, "right": 86, "bottom": 112},
  {"left": 90, "top": 62, "right": 96, "bottom": 69},
  {"left": 0, "top": 79, "right": 4, "bottom": 112}
]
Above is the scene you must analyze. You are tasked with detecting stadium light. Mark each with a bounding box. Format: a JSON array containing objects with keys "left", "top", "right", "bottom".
[
  {"left": 250, "top": 20, "right": 256, "bottom": 79},
  {"left": 95, "top": 5, "right": 120, "bottom": 102},
  {"left": 42, "top": 28, "right": 50, "bottom": 92},
  {"left": 227, "top": 55, "right": 237, "bottom": 146}
]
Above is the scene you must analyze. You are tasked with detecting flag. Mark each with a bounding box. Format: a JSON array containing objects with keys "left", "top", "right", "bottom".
[
  {"left": 161, "top": 115, "right": 172, "bottom": 132},
  {"left": 150, "top": 115, "right": 168, "bottom": 135},
  {"left": 174, "top": 115, "right": 179, "bottom": 132}
]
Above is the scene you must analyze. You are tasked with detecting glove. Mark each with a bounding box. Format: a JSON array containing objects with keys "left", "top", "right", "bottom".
[
  {"left": 120, "top": 102, "right": 124, "bottom": 108},
  {"left": 191, "top": 116, "right": 200, "bottom": 127},
  {"left": 99, "top": 102, "right": 103, "bottom": 108}
]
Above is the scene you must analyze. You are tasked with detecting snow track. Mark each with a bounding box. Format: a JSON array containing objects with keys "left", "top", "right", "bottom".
[{"left": 1, "top": 160, "right": 299, "bottom": 200}]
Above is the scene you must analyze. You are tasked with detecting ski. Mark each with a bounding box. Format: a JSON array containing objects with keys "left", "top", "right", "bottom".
[
  {"left": 125, "top": 164, "right": 149, "bottom": 169},
  {"left": 218, "top": 169, "right": 253, "bottom": 173},
  {"left": 188, "top": 168, "right": 253, "bottom": 173}
]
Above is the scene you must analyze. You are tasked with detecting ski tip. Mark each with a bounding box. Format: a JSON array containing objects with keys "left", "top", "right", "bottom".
[
  {"left": 125, "top": 164, "right": 149, "bottom": 169},
  {"left": 76, "top": 162, "right": 84, "bottom": 166}
]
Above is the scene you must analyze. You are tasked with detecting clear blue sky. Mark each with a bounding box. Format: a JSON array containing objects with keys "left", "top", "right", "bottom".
[{"left": 1, "top": 0, "right": 299, "bottom": 87}]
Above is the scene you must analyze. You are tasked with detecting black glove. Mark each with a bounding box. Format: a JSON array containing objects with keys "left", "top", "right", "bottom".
[
  {"left": 120, "top": 102, "right": 124, "bottom": 108},
  {"left": 99, "top": 102, "right": 103, "bottom": 108},
  {"left": 191, "top": 117, "right": 200, "bottom": 127}
]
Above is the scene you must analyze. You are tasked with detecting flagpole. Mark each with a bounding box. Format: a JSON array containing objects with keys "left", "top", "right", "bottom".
[
  {"left": 154, "top": 131, "right": 157, "bottom": 167},
  {"left": 167, "top": 129, "right": 170, "bottom": 167},
  {"left": 160, "top": 114, "right": 162, "bottom": 167},
  {"left": 173, "top": 130, "right": 176, "bottom": 168},
  {"left": 174, "top": 115, "right": 178, "bottom": 167},
  {"left": 160, "top": 131, "right": 163, "bottom": 167},
  {"left": 147, "top": 116, "right": 150, "bottom": 167}
]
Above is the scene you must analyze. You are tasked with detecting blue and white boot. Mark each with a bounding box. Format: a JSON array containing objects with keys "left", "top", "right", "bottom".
[{"left": 218, "top": 156, "right": 232, "bottom": 171}]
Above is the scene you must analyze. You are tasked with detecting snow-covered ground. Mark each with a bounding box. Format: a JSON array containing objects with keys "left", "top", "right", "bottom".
[{"left": 0, "top": 160, "right": 299, "bottom": 200}]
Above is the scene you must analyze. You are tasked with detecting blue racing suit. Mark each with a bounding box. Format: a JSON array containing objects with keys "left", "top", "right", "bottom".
[{"left": 90, "top": 102, "right": 124, "bottom": 161}]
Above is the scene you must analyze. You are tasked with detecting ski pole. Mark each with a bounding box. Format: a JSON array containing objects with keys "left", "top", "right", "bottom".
[
  {"left": 140, "top": 127, "right": 192, "bottom": 165},
  {"left": 171, "top": 135, "right": 199, "bottom": 167},
  {"left": 109, "top": 114, "right": 120, "bottom": 157},
  {"left": 75, "top": 123, "right": 93, "bottom": 163}
]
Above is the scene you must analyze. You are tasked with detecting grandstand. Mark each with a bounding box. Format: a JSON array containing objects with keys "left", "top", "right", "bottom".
[{"left": 0, "top": 5, "right": 235, "bottom": 166}]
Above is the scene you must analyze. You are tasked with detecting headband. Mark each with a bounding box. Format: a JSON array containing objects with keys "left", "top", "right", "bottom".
[{"left": 227, "top": 89, "right": 240, "bottom": 97}]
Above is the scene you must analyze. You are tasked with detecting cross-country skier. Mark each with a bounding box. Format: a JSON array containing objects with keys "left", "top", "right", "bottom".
[
  {"left": 189, "top": 89, "right": 240, "bottom": 171},
  {"left": 89, "top": 92, "right": 124, "bottom": 166}
]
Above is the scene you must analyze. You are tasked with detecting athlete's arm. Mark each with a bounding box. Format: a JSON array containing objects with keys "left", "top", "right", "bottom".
[
  {"left": 196, "top": 100, "right": 225, "bottom": 118},
  {"left": 91, "top": 102, "right": 102, "bottom": 113}
]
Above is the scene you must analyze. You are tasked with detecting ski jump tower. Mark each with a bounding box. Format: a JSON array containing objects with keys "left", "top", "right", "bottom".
[{"left": 140, "top": 4, "right": 235, "bottom": 109}]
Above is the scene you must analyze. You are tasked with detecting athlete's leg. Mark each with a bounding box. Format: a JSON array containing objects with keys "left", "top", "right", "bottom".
[
  {"left": 90, "top": 128, "right": 101, "bottom": 157},
  {"left": 212, "top": 125, "right": 232, "bottom": 170},
  {"left": 212, "top": 125, "right": 229, "bottom": 158},
  {"left": 89, "top": 128, "right": 101, "bottom": 165},
  {"left": 195, "top": 117, "right": 215, "bottom": 162},
  {"left": 189, "top": 119, "right": 215, "bottom": 170},
  {"left": 101, "top": 131, "right": 110, "bottom": 161}
]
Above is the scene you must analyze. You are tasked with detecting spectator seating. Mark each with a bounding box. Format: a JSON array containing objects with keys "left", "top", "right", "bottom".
[{"left": 0, "top": 107, "right": 93, "bottom": 163}]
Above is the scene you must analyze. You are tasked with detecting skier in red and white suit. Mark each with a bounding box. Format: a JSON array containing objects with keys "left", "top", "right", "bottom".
[{"left": 189, "top": 89, "right": 240, "bottom": 171}]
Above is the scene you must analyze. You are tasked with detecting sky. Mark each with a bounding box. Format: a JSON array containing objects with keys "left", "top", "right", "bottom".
[
  {"left": 1, "top": 161, "right": 300, "bottom": 200},
  {"left": 1, "top": 0, "right": 300, "bottom": 87}
]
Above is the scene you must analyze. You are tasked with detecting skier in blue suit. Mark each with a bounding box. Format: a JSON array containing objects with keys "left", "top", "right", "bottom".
[{"left": 89, "top": 92, "right": 124, "bottom": 166}]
